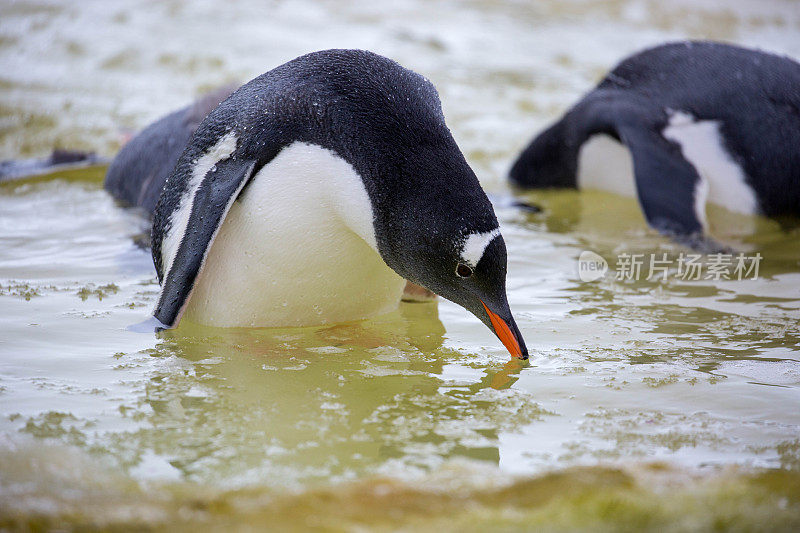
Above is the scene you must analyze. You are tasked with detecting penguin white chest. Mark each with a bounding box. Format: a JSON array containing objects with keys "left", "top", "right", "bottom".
[
  {"left": 182, "top": 142, "right": 406, "bottom": 327},
  {"left": 577, "top": 134, "right": 637, "bottom": 197}
]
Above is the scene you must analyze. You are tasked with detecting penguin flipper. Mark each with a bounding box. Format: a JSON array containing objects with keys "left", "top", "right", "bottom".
[
  {"left": 154, "top": 158, "right": 257, "bottom": 327},
  {"left": 618, "top": 124, "right": 705, "bottom": 238}
]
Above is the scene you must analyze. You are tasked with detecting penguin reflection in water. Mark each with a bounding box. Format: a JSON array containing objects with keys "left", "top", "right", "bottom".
[
  {"left": 108, "top": 49, "right": 528, "bottom": 359},
  {"left": 510, "top": 41, "right": 800, "bottom": 250}
]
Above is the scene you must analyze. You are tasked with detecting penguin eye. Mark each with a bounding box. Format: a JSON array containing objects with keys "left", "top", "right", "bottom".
[{"left": 456, "top": 263, "right": 473, "bottom": 278}]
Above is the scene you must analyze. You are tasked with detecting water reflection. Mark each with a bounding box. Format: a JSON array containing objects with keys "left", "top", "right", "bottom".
[
  {"left": 108, "top": 303, "right": 545, "bottom": 484},
  {"left": 4, "top": 171, "right": 798, "bottom": 487}
]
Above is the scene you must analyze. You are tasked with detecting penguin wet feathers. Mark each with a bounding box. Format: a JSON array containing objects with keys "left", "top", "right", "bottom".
[
  {"left": 103, "top": 84, "right": 237, "bottom": 216},
  {"left": 150, "top": 49, "right": 528, "bottom": 359},
  {"left": 509, "top": 41, "right": 800, "bottom": 250}
]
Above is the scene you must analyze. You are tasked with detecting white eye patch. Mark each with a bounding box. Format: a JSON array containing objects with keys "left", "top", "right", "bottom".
[{"left": 460, "top": 228, "right": 500, "bottom": 268}]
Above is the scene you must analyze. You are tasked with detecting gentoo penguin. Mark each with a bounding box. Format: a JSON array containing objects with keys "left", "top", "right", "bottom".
[
  {"left": 147, "top": 49, "right": 527, "bottom": 359},
  {"left": 509, "top": 41, "right": 800, "bottom": 248},
  {"left": 104, "top": 84, "right": 440, "bottom": 300},
  {"left": 104, "top": 84, "right": 237, "bottom": 214}
]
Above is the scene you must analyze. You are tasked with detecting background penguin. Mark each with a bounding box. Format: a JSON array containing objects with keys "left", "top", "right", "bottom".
[
  {"left": 509, "top": 41, "right": 800, "bottom": 249},
  {"left": 147, "top": 49, "right": 527, "bottom": 359},
  {"left": 0, "top": 149, "right": 106, "bottom": 182},
  {"left": 0, "top": 87, "right": 232, "bottom": 189}
]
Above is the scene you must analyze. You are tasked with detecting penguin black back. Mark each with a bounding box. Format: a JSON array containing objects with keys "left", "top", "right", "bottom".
[{"left": 510, "top": 41, "right": 800, "bottom": 245}]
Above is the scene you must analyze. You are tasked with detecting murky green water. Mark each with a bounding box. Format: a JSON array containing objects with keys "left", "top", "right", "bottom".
[{"left": 2, "top": 0, "right": 800, "bottom": 529}]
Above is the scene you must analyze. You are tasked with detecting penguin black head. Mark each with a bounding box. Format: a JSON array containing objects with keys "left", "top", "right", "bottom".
[
  {"left": 391, "top": 223, "right": 528, "bottom": 360},
  {"left": 150, "top": 49, "right": 528, "bottom": 358}
]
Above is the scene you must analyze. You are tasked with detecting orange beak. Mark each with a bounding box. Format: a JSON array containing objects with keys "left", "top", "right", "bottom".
[{"left": 481, "top": 300, "right": 524, "bottom": 358}]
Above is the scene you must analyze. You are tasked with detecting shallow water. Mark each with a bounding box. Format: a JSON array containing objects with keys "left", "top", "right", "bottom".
[{"left": 2, "top": 0, "right": 800, "bottom": 529}]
